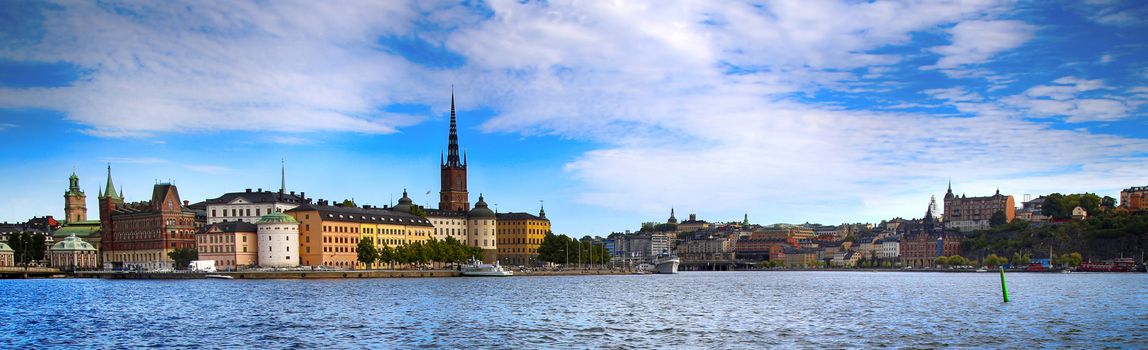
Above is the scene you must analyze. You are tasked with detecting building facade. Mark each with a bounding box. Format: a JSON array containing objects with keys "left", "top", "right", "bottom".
[
  {"left": 48, "top": 234, "right": 99, "bottom": 270},
  {"left": 100, "top": 169, "right": 200, "bottom": 271},
  {"left": 496, "top": 208, "right": 550, "bottom": 266},
  {"left": 943, "top": 183, "right": 1015, "bottom": 231},
  {"left": 257, "top": 212, "right": 300, "bottom": 268},
  {"left": 287, "top": 201, "right": 434, "bottom": 269},
  {"left": 0, "top": 242, "right": 12, "bottom": 267},
  {"left": 204, "top": 188, "right": 306, "bottom": 224},
  {"left": 1121, "top": 186, "right": 1148, "bottom": 211},
  {"left": 196, "top": 221, "right": 258, "bottom": 271}
]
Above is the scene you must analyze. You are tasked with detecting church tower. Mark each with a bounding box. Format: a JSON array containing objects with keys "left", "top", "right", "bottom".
[
  {"left": 64, "top": 170, "right": 87, "bottom": 223},
  {"left": 98, "top": 164, "right": 124, "bottom": 234},
  {"left": 439, "top": 88, "right": 470, "bottom": 212}
]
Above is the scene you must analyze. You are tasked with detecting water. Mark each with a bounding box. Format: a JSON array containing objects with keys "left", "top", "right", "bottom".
[{"left": 2, "top": 271, "right": 1145, "bottom": 348}]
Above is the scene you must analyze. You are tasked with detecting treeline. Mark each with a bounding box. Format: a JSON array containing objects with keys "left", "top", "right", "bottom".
[
  {"left": 960, "top": 209, "right": 1148, "bottom": 263},
  {"left": 6, "top": 232, "right": 47, "bottom": 264},
  {"left": 536, "top": 233, "right": 610, "bottom": 265},
  {"left": 356, "top": 236, "right": 482, "bottom": 269}
]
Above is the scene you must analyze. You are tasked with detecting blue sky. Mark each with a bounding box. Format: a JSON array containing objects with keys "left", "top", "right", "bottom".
[{"left": 1, "top": 1, "right": 1146, "bottom": 235}]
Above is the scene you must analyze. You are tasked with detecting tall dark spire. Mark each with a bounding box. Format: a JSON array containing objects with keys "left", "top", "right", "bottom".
[
  {"left": 446, "top": 85, "right": 462, "bottom": 168},
  {"left": 280, "top": 159, "right": 286, "bottom": 194}
]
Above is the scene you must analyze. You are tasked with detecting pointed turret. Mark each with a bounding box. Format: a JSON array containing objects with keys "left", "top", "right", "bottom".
[
  {"left": 944, "top": 179, "right": 954, "bottom": 200},
  {"left": 102, "top": 164, "right": 120, "bottom": 199},
  {"left": 539, "top": 200, "right": 546, "bottom": 219},
  {"left": 743, "top": 213, "right": 749, "bottom": 226},
  {"left": 668, "top": 208, "right": 678, "bottom": 224}
]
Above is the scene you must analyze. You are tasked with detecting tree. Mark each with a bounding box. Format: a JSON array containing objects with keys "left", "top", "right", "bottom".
[
  {"left": 168, "top": 248, "right": 198, "bottom": 270},
  {"left": 340, "top": 199, "right": 357, "bottom": 208},
  {"left": 409, "top": 205, "right": 427, "bottom": 218},
  {"left": 989, "top": 210, "right": 1008, "bottom": 227},
  {"left": 1058, "top": 252, "right": 1082, "bottom": 267},
  {"left": 654, "top": 223, "right": 678, "bottom": 232},
  {"left": 357, "top": 238, "right": 378, "bottom": 269},
  {"left": 1011, "top": 252, "right": 1025, "bottom": 267},
  {"left": 378, "top": 245, "right": 395, "bottom": 269},
  {"left": 1101, "top": 196, "right": 1117, "bottom": 210},
  {"left": 984, "top": 254, "right": 1007, "bottom": 267}
]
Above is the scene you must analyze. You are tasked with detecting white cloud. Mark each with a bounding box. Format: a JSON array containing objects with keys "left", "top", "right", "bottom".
[
  {"left": 926, "top": 20, "right": 1036, "bottom": 71},
  {"left": 1100, "top": 54, "right": 1115, "bottom": 64},
  {"left": 1003, "top": 76, "right": 1130, "bottom": 122},
  {"left": 0, "top": 123, "right": 16, "bottom": 131}
]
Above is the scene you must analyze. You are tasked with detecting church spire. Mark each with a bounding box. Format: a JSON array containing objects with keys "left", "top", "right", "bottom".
[
  {"left": 280, "top": 159, "right": 286, "bottom": 194},
  {"left": 539, "top": 200, "right": 546, "bottom": 219},
  {"left": 445, "top": 85, "right": 461, "bottom": 168},
  {"left": 102, "top": 164, "right": 120, "bottom": 199}
]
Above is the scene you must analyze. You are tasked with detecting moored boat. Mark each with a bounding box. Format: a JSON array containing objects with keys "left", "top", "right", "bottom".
[
  {"left": 461, "top": 258, "right": 513, "bottom": 277},
  {"left": 653, "top": 254, "right": 680, "bottom": 274},
  {"left": 1078, "top": 258, "right": 1137, "bottom": 272},
  {"left": 204, "top": 274, "right": 234, "bottom": 279}
]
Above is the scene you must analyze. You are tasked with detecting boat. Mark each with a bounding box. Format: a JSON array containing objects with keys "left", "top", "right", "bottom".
[
  {"left": 975, "top": 268, "right": 988, "bottom": 273},
  {"left": 460, "top": 258, "right": 513, "bottom": 277},
  {"left": 204, "top": 274, "right": 233, "bottom": 279},
  {"left": 653, "top": 254, "right": 680, "bottom": 274},
  {"left": 1078, "top": 258, "right": 1137, "bottom": 272}
]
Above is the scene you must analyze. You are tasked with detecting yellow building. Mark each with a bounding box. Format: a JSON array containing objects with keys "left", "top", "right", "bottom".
[
  {"left": 496, "top": 207, "right": 550, "bottom": 267},
  {"left": 287, "top": 201, "right": 433, "bottom": 269}
]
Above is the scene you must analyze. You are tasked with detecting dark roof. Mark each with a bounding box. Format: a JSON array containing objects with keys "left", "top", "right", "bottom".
[
  {"left": 496, "top": 212, "right": 548, "bottom": 221},
  {"left": 425, "top": 208, "right": 467, "bottom": 218},
  {"left": 204, "top": 190, "right": 306, "bottom": 205},
  {"left": 199, "top": 221, "right": 258, "bottom": 234},
  {"left": 287, "top": 203, "right": 433, "bottom": 227}
]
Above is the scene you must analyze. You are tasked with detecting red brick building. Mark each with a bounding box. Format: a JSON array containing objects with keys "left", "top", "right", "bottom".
[{"left": 100, "top": 166, "right": 199, "bottom": 270}]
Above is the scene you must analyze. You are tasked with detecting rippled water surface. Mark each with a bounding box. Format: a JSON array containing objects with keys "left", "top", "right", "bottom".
[{"left": 2, "top": 271, "right": 1146, "bottom": 348}]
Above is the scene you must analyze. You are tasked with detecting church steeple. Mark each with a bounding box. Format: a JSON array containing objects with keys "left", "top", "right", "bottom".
[
  {"left": 539, "top": 200, "right": 546, "bottom": 219},
  {"left": 280, "top": 159, "right": 287, "bottom": 194},
  {"left": 668, "top": 208, "right": 678, "bottom": 224},
  {"left": 446, "top": 86, "right": 461, "bottom": 168},
  {"left": 439, "top": 86, "right": 470, "bottom": 212},
  {"left": 102, "top": 164, "right": 120, "bottom": 199}
]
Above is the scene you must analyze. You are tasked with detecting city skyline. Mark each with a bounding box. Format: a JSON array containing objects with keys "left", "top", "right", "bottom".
[{"left": 2, "top": 1, "right": 1147, "bottom": 235}]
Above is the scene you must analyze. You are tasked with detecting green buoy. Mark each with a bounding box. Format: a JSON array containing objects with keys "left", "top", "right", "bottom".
[{"left": 999, "top": 266, "right": 1009, "bottom": 303}]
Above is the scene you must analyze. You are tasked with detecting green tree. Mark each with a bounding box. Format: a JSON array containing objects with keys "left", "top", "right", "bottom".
[
  {"left": 654, "top": 223, "right": 678, "bottom": 232},
  {"left": 1011, "top": 252, "right": 1024, "bottom": 267},
  {"left": 357, "top": 238, "right": 378, "bottom": 269},
  {"left": 409, "top": 205, "right": 427, "bottom": 218},
  {"left": 1058, "top": 252, "right": 1082, "bottom": 267},
  {"left": 989, "top": 210, "right": 1008, "bottom": 227},
  {"left": 984, "top": 254, "right": 1007, "bottom": 267},
  {"left": 168, "top": 247, "right": 198, "bottom": 270},
  {"left": 1101, "top": 196, "right": 1117, "bottom": 210},
  {"left": 378, "top": 245, "right": 395, "bottom": 269},
  {"left": 1042, "top": 193, "right": 1070, "bottom": 219},
  {"left": 936, "top": 256, "right": 949, "bottom": 267}
]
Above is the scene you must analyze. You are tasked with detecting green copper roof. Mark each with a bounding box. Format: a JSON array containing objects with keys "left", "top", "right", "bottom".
[
  {"left": 53, "top": 222, "right": 101, "bottom": 238},
  {"left": 0, "top": 242, "right": 12, "bottom": 252},
  {"left": 50, "top": 235, "right": 97, "bottom": 252},
  {"left": 257, "top": 211, "right": 298, "bottom": 224},
  {"left": 103, "top": 164, "right": 121, "bottom": 199}
]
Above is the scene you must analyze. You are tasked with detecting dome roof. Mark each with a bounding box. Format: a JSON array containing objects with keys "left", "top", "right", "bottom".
[
  {"left": 0, "top": 242, "right": 12, "bottom": 252},
  {"left": 257, "top": 211, "right": 298, "bottom": 224},
  {"left": 50, "top": 234, "right": 97, "bottom": 252},
  {"left": 469, "top": 194, "right": 496, "bottom": 219},
  {"left": 392, "top": 189, "right": 414, "bottom": 214}
]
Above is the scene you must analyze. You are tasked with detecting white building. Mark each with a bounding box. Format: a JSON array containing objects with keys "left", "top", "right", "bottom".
[
  {"left": 204, "top": 188, "right": 307, "bottom": 224},
  {"left": 256, "top": 212, "right": 300, "bottom": 268},
  {"left": 878, "top": 238, "right": 900, "bottom": 260}
]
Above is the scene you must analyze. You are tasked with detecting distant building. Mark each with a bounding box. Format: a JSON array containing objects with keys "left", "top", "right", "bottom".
[
  {"left": 1072, "top": 206, "right": 1088, "bottom": 221},
  {"left": 1120, "top": 186, "right": 1148, "bottom": 211},
  {"left": 196, "top": 221, "right": 258, "bottom": 271},
  {"left": 257, "top": 212, "right": 300, "bottom": 268},
  {"left": 99, "top": 166, "right": 200, "bottom": 271},
  {"left": 202, "top": 166, "right": 307, "bottom": 224},
  {"left": 287, "top": 200, "right": 433, "bottom": 269},
  {"left": 0, "top": 242, "right": 13, "bottom": 267},
  {"left": 63, "top": 170, "right": 88, "bottom": 224},
  {"left": 678, "top": 213, "right": 710, "bottom": 232},
  {"left": 496, "top": 206, "right": 549, "bottom": 266},
  {"left": 1016, "top": 196, "right": 1049, "bottom": 223},
  {"left": 48, "top": 234, "right": 99, "bottom": 270},
  {"left": 943, "top": 182, "right": 1015, "bottom": 231},
  {"left": 55, "top": 171, "right": 103, "bottom": 264}
]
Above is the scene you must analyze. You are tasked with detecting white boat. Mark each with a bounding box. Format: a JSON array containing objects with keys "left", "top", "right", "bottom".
[
  {"left": 653, "top": 254, "right": 680, "bottom": 274},
  {"left": 460, "top": 258, "right": 513, "bottom": 277},
  {"left": 975, "top": 268, "right": 988, "bottom": 273},
  {"left": 204, "top": 274, "right": 233, "bottom": 279}
]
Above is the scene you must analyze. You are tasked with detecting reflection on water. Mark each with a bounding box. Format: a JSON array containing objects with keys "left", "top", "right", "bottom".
[{"left": 1, "top": 272, "right": 1145, "bottom": 348}]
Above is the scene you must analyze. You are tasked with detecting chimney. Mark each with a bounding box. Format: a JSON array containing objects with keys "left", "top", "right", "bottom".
[
  {"left": 183, "top": 200, "right": 189, "bottom": 206},
  {"left": 246, "top": 188, "right": 252, "bottom": 193},
  {"left": 258, "top": 188, "right": 262, "bottom": 192},
  {"left": 291, "top": 191, "right": 296, "bottom": 195}
]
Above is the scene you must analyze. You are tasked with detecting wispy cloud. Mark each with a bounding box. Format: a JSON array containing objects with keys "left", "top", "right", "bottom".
[
  {"left": 0, "top": 123, "right": 15, "bottom": 131},
  {"left": 924, "top": 20, "right": 1037, "bottom": 73}
]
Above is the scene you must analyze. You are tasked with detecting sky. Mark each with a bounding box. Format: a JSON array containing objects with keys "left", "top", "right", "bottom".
[{"left": 1, "top": 0, "right": 1146, "bottom": 236}]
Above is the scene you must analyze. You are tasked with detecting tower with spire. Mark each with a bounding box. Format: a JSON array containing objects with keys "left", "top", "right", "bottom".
[
  {"left": 98, "top": 164, "right": 124, "bottom": 234},
  {"left": 64, "top": 169, "right": 87, "bottom": 223},
  {"left": 439, "top": 87, "right": 470, "bottom": 212},
  {"left": 667, "top": 208, "right": 678, "bottom": 224}
]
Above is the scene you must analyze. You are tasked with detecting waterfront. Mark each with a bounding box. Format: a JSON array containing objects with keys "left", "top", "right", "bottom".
[{"left": 2, "top": 271, "right": 1146, "bottom": 348}]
